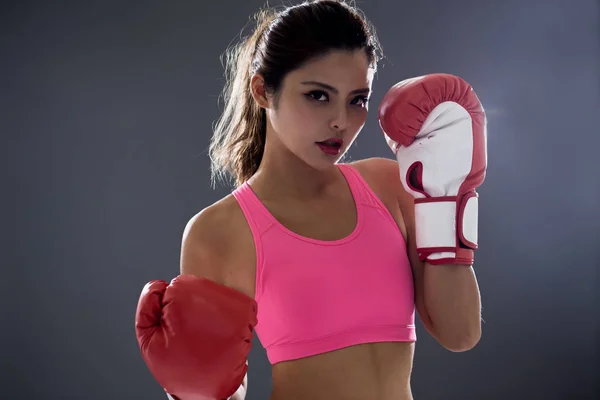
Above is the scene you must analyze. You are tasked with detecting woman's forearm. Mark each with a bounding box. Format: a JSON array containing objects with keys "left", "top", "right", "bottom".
[{"left": 422, "top": 263, "right": 482, "bottom": 352}]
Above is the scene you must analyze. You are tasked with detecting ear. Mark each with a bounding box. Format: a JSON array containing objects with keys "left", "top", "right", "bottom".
[{"left": 250, "top": 73, "right": 270, "bottom": 109}]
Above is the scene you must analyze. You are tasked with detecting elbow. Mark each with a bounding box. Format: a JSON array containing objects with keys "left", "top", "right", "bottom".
[
  {"left": 439, "top": 325, "right": 482, "bottom": 353},
  {"left": 445, "top": 334, "right": 481, "bottom": 353}
]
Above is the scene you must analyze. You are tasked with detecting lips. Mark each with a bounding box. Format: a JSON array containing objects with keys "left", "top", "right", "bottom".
[
  {"left": 316, "top": 138, "right": 343, "bottom": 147},
  {"left": 316, "top": 138, "right": 343, "bottom": 155}
]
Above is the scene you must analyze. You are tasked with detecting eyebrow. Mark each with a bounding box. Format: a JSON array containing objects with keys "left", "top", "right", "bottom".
[{"left": 301, "top": 80, "right": 371, "bottom": 95}]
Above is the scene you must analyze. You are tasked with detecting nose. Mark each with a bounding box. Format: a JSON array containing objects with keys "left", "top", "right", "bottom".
[{"left": 330, "top": 105, "right": 348, "bottom": 132}]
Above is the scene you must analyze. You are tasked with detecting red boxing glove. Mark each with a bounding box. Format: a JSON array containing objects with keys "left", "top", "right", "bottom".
[
  {"left": 378, "top": 73, "right": 487, "bottom": 265},
  {"left": 135, "top": 274, "right": 258, "bottom": 400}
]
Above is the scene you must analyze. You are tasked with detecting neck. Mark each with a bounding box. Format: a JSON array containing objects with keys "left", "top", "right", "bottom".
[{"left": 248, "top": 132, "right": 340, "bottom": 201}]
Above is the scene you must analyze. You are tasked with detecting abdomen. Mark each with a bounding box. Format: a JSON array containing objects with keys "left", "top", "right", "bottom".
[{"left": 270, "top": 341, "right": 415, "bottom": 400}]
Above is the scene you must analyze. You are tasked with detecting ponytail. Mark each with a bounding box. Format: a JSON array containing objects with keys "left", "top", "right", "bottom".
[{"left": 209, "top": 10, "right": 276, "bottom": 188}]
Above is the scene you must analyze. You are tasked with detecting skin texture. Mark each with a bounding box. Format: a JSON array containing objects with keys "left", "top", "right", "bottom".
[{"left": 180, "top": 49, "right": 481, "bottom": 400}]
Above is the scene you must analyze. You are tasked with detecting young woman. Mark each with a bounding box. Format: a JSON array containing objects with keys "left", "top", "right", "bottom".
[{"left": 135, "top": 1, "right": 487, "bottom": 399}]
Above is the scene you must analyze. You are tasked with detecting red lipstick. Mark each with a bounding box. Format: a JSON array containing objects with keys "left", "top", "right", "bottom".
[{"left": 316, "top": 138, "right": 343, "bottom": 155}]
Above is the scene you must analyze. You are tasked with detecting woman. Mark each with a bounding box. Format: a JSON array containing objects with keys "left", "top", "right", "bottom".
[{"left": 135, "top": 1, "right": 486, "bottom": 399}]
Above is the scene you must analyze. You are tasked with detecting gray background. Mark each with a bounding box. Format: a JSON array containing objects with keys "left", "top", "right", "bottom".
[{"left": 3, "top": 0, "right": 599, "bottom": 399}]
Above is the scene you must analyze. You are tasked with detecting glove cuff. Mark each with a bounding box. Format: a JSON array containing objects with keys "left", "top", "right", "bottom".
[{"left": 414, "top": 193, "right": 478, "bottom": 265}]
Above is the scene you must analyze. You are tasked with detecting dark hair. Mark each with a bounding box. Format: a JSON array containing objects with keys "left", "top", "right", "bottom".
[{"left": 209, "top": 0, "right": 383, "bottom": 187}]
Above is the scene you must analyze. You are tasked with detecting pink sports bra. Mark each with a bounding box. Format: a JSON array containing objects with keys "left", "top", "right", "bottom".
[{"left": 232, "top": 163, "right": 416, "bottom": 364}]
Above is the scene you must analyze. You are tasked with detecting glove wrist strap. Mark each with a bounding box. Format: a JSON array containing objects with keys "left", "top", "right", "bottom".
[{"left": 414, "top": 193, "right": 478, "bottom": 265}]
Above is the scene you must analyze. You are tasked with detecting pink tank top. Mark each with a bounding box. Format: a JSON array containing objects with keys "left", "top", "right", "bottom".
[{"left": 232, "top": 163, "right": 416, "bottom": 364}]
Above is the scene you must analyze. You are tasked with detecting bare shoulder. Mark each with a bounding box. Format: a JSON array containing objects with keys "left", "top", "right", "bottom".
[
  {"left": 180, "top": 194, "right": 256, "bottom": 296},
  {"left": 350, "top": 157, "right": 415, "bottom": 205},
  {"left": 348, "top": 157, "right": 405, "bottom": 199}
]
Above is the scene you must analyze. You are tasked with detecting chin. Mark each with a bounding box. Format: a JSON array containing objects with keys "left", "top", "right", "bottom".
[{"left": 313, "top": 153, "right": 347, "bottom": 170}]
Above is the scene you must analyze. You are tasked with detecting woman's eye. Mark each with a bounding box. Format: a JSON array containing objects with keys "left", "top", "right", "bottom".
[
  {"left": 352, "top": 96, "right": 369, "bottom": 107},
  {"left": 306, "top": 90, "right": 329, "bottom": 102}
]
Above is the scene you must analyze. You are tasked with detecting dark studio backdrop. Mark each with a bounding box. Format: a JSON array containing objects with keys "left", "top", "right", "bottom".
[{"left": 3, "top": 0, "right": 599, "bottom": 399}]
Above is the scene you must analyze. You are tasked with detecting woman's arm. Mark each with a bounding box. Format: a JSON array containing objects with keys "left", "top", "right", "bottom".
[
  {"left": 180, "top": 202, "right": 255, "bottom": 399},
  {"left": 398, "top": 190, "right": 482, "bottom": 352},
  {"left": 356, "top": 156, "right": 482, "bottom": 352}
]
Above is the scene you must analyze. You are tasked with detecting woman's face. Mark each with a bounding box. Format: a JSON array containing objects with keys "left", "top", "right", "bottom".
[{"left": 264, "top": 49, "right": 374, "bottom": 170}]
